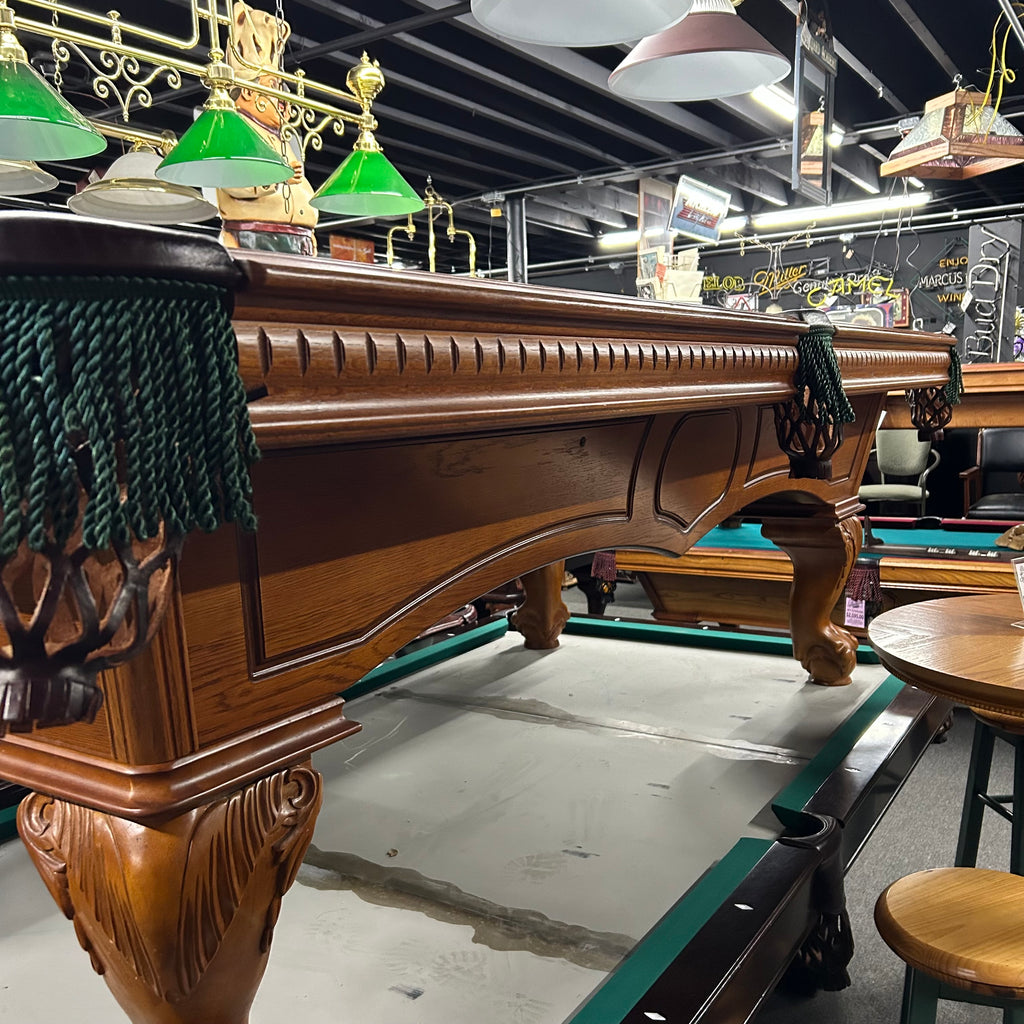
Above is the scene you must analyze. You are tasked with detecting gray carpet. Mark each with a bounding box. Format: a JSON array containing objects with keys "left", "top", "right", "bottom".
[{"left": 564, "top": 576, "right": 1014, "bottom": 1023}]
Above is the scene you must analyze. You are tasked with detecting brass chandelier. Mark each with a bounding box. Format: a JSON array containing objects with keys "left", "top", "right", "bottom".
[{"left": 0, "top": 0, "right": 424, "bottom": 216}]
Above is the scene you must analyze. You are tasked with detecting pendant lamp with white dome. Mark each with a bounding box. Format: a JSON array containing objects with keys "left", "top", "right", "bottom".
[
  {"left": 68, "top": 145, "right": 217, "bottom": 225},
  {"left": 0, "top": 159, "right": 57, "bottom": 196},
  {"left": 470, "top": 0, "right": 693, "bottom": 48},
  {"left": 608, "top": 0, "right": 790, "bottom": 102}
]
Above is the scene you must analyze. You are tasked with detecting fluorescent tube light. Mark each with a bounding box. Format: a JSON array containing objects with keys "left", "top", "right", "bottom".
[
  {"left": 752, "top": 84, "right": 846, "bottom": 147},
  {"left": 751, "top": 192, "right": 931, "bottom": 230},
  {"left": 720, "top": 215, "right": 748, "bottom": 233},
  {"left": 598, "top": 229, "right": 641, "bottom": 247},
  {"left": 751, "top": 83, "right": 795, "bottom": 120}
]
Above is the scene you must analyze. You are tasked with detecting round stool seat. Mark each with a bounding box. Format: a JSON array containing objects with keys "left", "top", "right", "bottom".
[{"left": 875, "top": 868, "right": 1024, "bottom": 999}]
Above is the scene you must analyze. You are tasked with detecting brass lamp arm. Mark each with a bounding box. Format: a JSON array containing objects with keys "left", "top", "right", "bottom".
[
  {"left": 92, "top": 121, "right": 177, "bottom": 155},
  {"left": 6, "top": 1, "right": 374, "bottom": 136},
  {"left": 453, "top": 228, "right": 477, "bottom": 277},
  {"left": 6, "top": 0, "right": 203, "bottom": 55},
  {"left": 386, "top": 215, "right": 416, "bottom": 268}
]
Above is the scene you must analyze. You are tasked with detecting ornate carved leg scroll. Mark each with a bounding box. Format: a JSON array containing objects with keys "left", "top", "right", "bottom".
[
  {"left": 513, "top": 562, "right": 570, "bottom": 650},
  {"left": 761, "top": 515, "right": 862, "bottom": 687},
  {"left": 17, "top": 764, "right": 322, "bottom": 1024}
]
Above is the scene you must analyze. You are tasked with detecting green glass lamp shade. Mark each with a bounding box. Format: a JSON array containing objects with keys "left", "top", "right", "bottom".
[
  {"left": 155, "top": 107, "right": 293, "bottom": 189},
  {"left": 311, "top": 149, "right": 424, "bottom": 217},
  {"left": 0, "top": 57, "right": 105, "bottom": 161}
]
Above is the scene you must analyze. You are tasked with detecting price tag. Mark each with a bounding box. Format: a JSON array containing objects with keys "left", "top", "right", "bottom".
[
  {"left": 960, "top": 289, "right": 974, "bottom": 313},
  {"left": 845, "top": 598, "right": 866, "bottom": 628},
  {"left": 1014, "top": 557, "right": 1024, "bottom": 629}
]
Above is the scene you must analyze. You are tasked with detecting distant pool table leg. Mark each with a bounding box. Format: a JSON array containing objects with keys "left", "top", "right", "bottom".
[
  {"left": 513, "top": 562, "right": 570, "bottom": 649},
  {"left": 17, "top": 763, "right": 323, "bottom": 1024},
  {"left": 762, "top": 514, "right": 862, "bottom": 687}
]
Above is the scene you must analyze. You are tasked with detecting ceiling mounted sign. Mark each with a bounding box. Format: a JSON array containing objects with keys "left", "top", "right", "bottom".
[
  {"left": 667, "top": 174, "right": 732, "bottom": 242},
  {"left": 791, "top": 0, "right": 837, "bottom": 203}
]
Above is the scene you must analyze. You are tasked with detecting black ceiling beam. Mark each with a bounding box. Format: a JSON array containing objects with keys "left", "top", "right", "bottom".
[
  {"left": 291, "top": 2, "right": 472, "bottom": 66},
  {"left": 95, "top": 1, "right": 474, "bottom": 118}
]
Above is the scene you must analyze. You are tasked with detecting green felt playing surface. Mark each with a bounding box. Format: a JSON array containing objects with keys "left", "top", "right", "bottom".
[{"left": 696, "top": 522, "right": 1003, "bottom": 555}]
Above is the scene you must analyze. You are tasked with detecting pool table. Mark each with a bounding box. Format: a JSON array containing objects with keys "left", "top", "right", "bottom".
[
  {"left": 618, "top": 517, "right": 1019, "bottom": 638},
  {"left": 0, "top": 213, "right": 956, "bottom": 1024},
  {"left": 884, "top": 363, "right": 1024, "bottom": 429}
]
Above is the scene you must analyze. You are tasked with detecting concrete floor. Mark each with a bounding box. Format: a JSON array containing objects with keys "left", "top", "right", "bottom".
[{"left": 0, "top": 606, "right": 893, "bottom": 1024}]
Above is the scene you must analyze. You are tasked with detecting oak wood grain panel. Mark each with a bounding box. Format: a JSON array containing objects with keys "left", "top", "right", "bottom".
[
  {"left": 876, "top": 867, "right": 1024, "bottom": 998},
  {"left": 251, "top": 420, "right": 645, "bottom": 660},
  {"left": 870, "top": 593, "right": 1024, "bottom": 719},
  {"left": 177, "top": 407, "right": 885, "bottom": 746}
]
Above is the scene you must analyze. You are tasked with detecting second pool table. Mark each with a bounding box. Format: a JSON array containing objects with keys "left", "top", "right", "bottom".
[{"left": 617, "top": 517, "right": 1019, "bottom": 638}]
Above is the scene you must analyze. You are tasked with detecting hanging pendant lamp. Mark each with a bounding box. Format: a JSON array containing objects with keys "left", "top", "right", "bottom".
[
  {"left": 0, "top": 158, "right": 57, "bottom": 195},
  {"left": 69, "top": 145, "right": 218, "bottom": 224},
  {"left": 881, "top": 89, "right": 1024, "bottom": 180},
  {"left": 311, "top": 131, "right": 423, "bottom": 217},
  {"left": 0, "top": 6, "right": 105, "bottom": 161},
  {"left": 608, "top": 0, "right": 790, "bottom": 102},
  {"left": 470, "top": 0, "right": 693, "bottom": 48},
  {"left": 155, "top": 58, "right": 293, "bottom": 190},
  {"left": 312, "top": 56, "right": 423, "bottom": 217}
]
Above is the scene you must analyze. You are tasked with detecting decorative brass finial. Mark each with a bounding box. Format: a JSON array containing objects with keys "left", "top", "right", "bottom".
[{"left": 346, "top": 52, "right": 384, "bottom": 112}]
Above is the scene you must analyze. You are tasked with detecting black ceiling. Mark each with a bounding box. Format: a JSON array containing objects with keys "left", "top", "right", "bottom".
[{"left": 13, "top": 0, "right": 1024, "bottom": 274}]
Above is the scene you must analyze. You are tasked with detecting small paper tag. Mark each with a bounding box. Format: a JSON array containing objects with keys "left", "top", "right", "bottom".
[
  {"left": 961, "top": 289, "right": 974, "bottom": 312},
  {"left": 1014, "top": 556, "right": 1024, "bottom": 614},
  {"left": 845, "top": 598, "right": 866, "bottom": 628}
]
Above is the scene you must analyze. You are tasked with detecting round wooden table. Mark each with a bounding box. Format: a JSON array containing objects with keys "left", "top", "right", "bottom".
[{"left": 869, "top": 593, "right": 1024, "bottom": 725}]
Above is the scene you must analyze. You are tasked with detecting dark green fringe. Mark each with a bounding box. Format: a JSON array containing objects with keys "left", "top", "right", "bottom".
[
  {"left": 795, "top": 324, "right": 855, "bottom": 427},
  {"left": 0, "top": 275, "right": 259, "bottom": 558},
  {"left": 945, "top": 344, "right": 964, "bottom": 405}
]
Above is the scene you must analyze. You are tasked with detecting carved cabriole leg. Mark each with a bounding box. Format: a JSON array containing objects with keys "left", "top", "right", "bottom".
[
  {"left": 17, "top": 764, "right": 323, "bottom": 1024},
  {"left": 513, "top": 562, "right": 571, "bottom": 650},
  {"left": 761, "top": 515, "right": 862, "bottom": 687}
]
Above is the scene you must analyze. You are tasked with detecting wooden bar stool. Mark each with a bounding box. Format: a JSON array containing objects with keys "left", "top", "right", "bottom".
[
  {"left": 875, "top": 867, "right": 1024, "bottom": 1023},
  {"left": 956, "top": 714, "right": 1024, "bottom": 875}
]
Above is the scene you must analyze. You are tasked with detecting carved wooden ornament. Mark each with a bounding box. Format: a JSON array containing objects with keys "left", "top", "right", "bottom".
[{"left": 18, "top": 765, "right": 322, "bottom": 1024}]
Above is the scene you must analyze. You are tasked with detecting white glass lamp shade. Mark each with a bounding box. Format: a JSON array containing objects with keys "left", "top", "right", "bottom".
[
  {"left": 67, "top": 148, "right": 218, "bottom": 225},
  {"left": 471, "top": 0, "right": 693, "bottom": 47},
  {"left": 0, "top": 158, "right": 57, "bottom": 195},
  {"left": 608, "top": 0, "right": 790, "bottom": 101}
]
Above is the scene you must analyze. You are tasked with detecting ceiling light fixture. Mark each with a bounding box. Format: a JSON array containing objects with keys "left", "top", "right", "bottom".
[
  {"left": 311, "top": 58, "right": 422, "bottom": 216},
  {"left": 719, "top": 214, "right": 748, "bottom": 233},
  {"left": 751, "top": 191, "right": 931, "bottom": 230},
  {"left": 0, "top": 4, "right": 105, "bottom": 161},
  {"left": 881, "top": 89, "right": 1024, "bottom": 180},
  {"left": 69, "top": 144, "right": 217, "bottom": 224},
  {"left": 470, "top": 0, "right": 694, "bottom": 47},
  {"left": 0, "top": 3, "right": 422, "bottom": 214},
  {"left": 0, "top": 157, "right": 56, "bottom": 195},
  {"left": 608, "top": 0, "right": 790, "bottom": 102},
  {"left": 598, "top": 229, "right": 642, "bottom": 248}
]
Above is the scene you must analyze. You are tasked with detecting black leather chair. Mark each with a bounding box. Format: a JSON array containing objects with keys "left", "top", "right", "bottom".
[{"left": 961, "top": 427, "right": 1024, "bottom": 520}]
